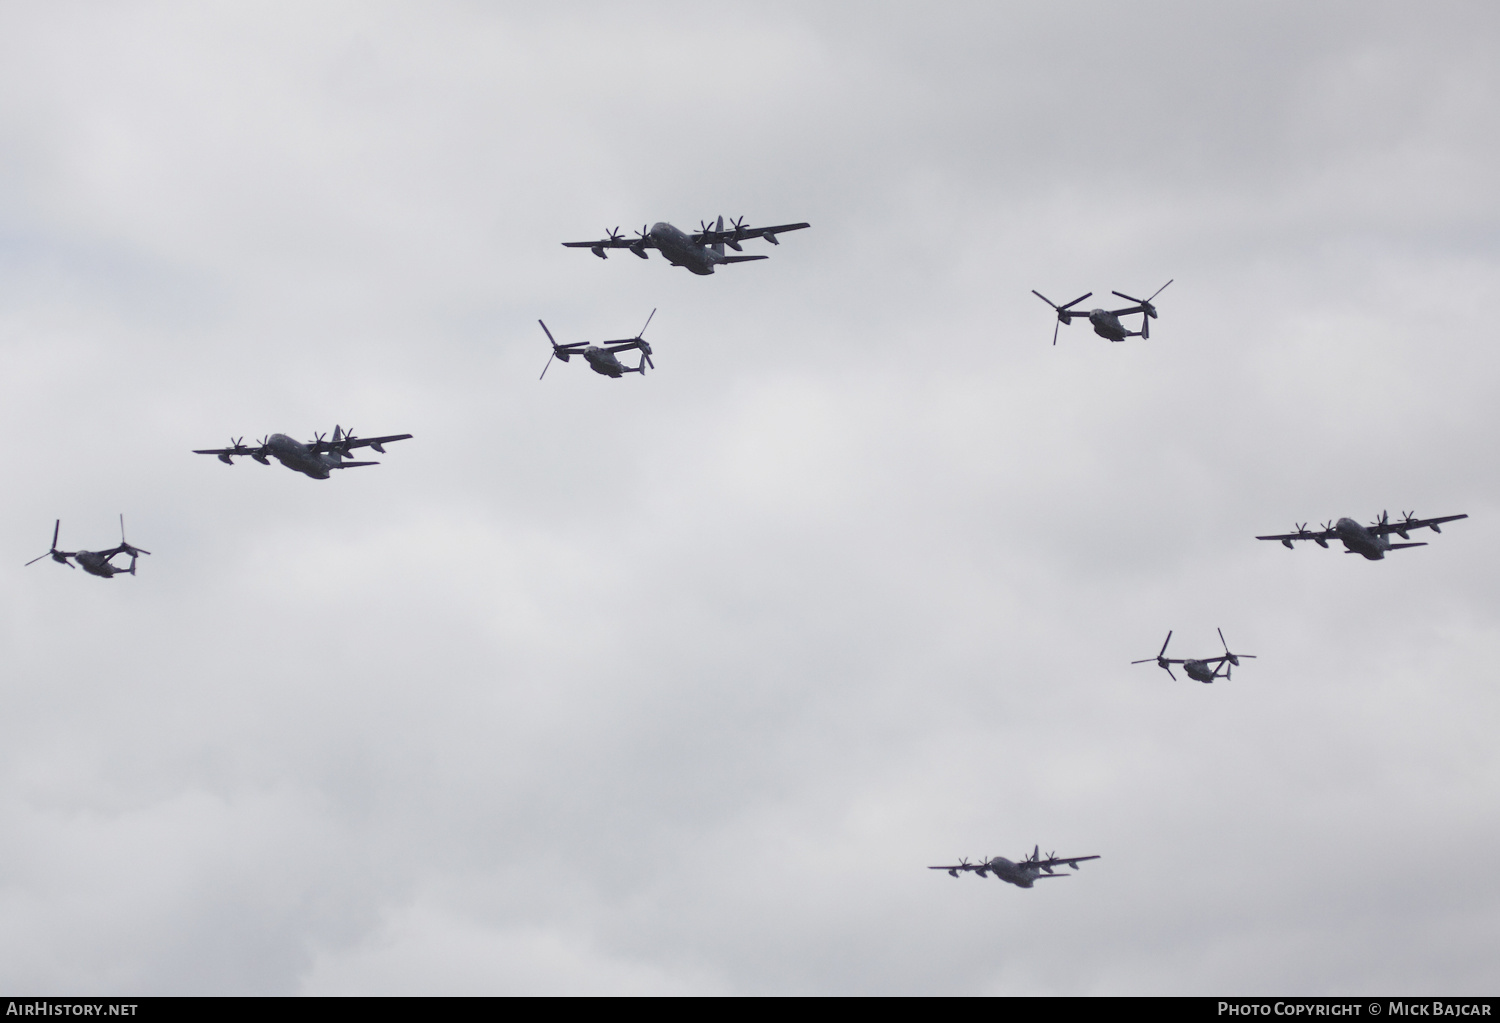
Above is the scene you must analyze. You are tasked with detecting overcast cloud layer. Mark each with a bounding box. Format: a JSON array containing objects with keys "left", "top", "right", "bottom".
[{"left": 1, "top": 1, "right": 1497, "bottom": 996}]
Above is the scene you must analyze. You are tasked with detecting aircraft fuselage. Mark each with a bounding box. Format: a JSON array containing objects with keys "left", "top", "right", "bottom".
[
  {"left": 1087, "top": 309, "right": 1137, "bottom": 341},
  {"left": 1334, "top": 517, "right": 1391, "bottom": 559},
  {"left": 1182, "top": 659, "right": 1221, "bottom": 683},
  {"left": 581, "top": 346, "right": 637, "bottom": 377},
  {"left": 265, "top": 433, "right": 342, "bottom": 480},
  {"left": 974, "top": 857, "right": 1052, "bottom": 888},
  {"left": 72, "top": 548, "right": 134, "bottom": 577},
  {"left": 646, "top": 222, "right": 728, "bottom": 275}
]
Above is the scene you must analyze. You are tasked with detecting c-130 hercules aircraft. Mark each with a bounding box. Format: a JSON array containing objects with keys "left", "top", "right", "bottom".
[
  {"left": 929, "top": 846, "right": 1100, "bottom": 888},
  {"left": 563, "top": 216, "right": 809, "bottom": 275},
  {"left": 1256, "top": 511, "right": 1468, "bottom": 560},
  {"left": 194, "top": 426, "right": 413, "bottom": 480}
]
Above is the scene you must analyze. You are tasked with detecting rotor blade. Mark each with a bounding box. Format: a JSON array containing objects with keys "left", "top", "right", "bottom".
[
  {"left": 1147, "top": 279, "right": 1173, "bottom": 302},
  {"left": 1060, "top": 292, "right": 1092, "bottom": 310},
  {"left": 1165, "top": 664, "right": 1176, "bottom": 681},
  {"left": 52, "top": 519, "right": 60, "bottom": 548},
  {"left": 1052, "top": 318, "right": 1059, "bottom": 345},
  {"left": 538, "top": 319, "right": 557, "bottom": 346},
  {"left": 24, "top": 552, "right": 50, "bottom": 566},
  {"left": 1111, "top": 291, "right": 1145, "bottom": 304},
  {"left": 638, "top": 308, "right": 656, "bottom": 338},
  {"left": 539, "top": 352, "right": 555, "bottom": 381},
  {"left": 1032, "top": 290, "right": 1058, "bottom": 310},
  {"left": 1159, "top": 631, "right": 1172, "bottom": 658}
]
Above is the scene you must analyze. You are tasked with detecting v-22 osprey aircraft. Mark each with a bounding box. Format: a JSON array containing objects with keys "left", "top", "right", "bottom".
[
  {"left": 929, "top": 846, "right": 1100, "bottom": 888},
  {"left": 1033, "top": 280, "right": 1172, "bottom": 344},
  {"left": 194, "top": 426, "right": 413, "bottom": 480},
  {"left": 25, "top": 516, "right": 150, "bottom": 577},
  {"left": 563, "top": 216, "right": 809, "bottom": 275}
]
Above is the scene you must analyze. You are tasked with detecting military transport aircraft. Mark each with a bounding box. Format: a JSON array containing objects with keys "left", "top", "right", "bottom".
[
  {"left": 563, "top": 216, "right": 809, "bottom": 275},
  {"left": 194, "top": 426, "right": 413, "bottom": 480},
  {"left": 1132, "top": 629, "right": 1255, "bottom": 683},
  {"left": 539, "top": 310, "right": 656, "bottom": 380},
  {"left": 929, "top": 846, "right": 1100, "bottom": 888},
  {"left": 1256, "top": 511, "right": 1468, "bottom": 560},
  {"left": 26, "top": 516, "right": 149, "bottom": 577},
  {"left": 1033, "top": 280, "right": 1172, "bottom": 344}
]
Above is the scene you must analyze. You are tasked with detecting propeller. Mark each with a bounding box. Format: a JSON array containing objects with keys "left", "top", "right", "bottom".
[
  {"left": 604, "top": 226, "right": 624, "bottom": 243},
  {"left": 723, "top": 215, "right": 747, "bottom": 250},
  {"left": 630, "top": 225, "right": 651, "bottom": 259},
  {"left": 1042, "top": 850, "right": 1057, "bottom": 873},
  {"left": 1111, "top": 280, "right": 1172, "bottom": 339},
  {"left": 1217, "top": 627, "right": 1256, "bottom": 679},
  {"left": 216, "top": 436, "right": 244, "bottom": 464},
  {"left": 1392, "top": 510, "right": 1421, "bottom": 539},
  {"left": 538, "top": 319, "right": 581, "bottom": 380},
  {"left": 117, "top": 514, "right": 150, "bottom": 558},
  {"left": 252, "top": 436, "right": 272, "bottom": 465},
  {"left": 1131, "top": 631, "right": 1176, "bottom": 680},
  {"left": 25, "top": 519, "right": 74, "bottom": 568},
  {"left": 1032, "top": 290, "right": 1093, "bottom": 345}
]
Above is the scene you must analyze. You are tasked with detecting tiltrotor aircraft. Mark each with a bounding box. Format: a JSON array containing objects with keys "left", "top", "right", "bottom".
[
  {"left": 194, "top": 426, "right": 413, "bottom": 480},
  {"left": 1132, "top": 629, "right": 1255, "bottom": 683},
  {"left": 1256, "top": 511, "right": 1468, "bottom": 560},
  {"left": 929, "top": 846, "right": 1100, "bottom": 888},
  {"left": 539, "top": 310, "right": 656, "bottom": 380},
  {"left": 26, "top": 516, "right": 150, "bottom": 577},
  {"left": 563, "top": 215, "right": 809, "bottom": 275},
  {"left": 1032, "top": 280, "right": 1172, "bottom": 344}
]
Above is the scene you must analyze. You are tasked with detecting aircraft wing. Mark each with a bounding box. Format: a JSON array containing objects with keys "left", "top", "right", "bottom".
[
  {"left": 310, "top": 433, "right": 413, "bottom": 454},
  {"left": 562, "top": 235, "right": 653, "bottom": 251},
  {"left": 700, "top": 221, "right": 810, "bottom": 246},
  {"left": 1255, "top": 528, "right": 1337, "bottom": 544},
  {"left": 1036, "top": 855, "right": 1100, "bottom": 871},
  {"left": 1368, "top": 513, "right": 1468, "bottom": 536}
]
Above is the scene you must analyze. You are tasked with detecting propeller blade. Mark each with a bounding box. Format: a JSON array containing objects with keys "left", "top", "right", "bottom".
[
  {"left": 539, "top": 352, "right": 556, "bottom": 380},
  {"left": 1165, "top": 664, "right": 1177, "bottom": 681},
  {"left": 24, "top": 552, "right": 50, "bottom": 566},
  {"left": 1111, "top": 290, "right": 1145, "bottom": 304},
  {"left": 538, "top": 319, "right": 558, "bottom": 347},
  {"left": 638, "top": 308, "right": 656, "bottom": 338},
  {"left": 1052, "top": 318, "right": 1060, "bottom": 345},
  {"left": 1147, "top": 279, "right": 1173, "bottom": 303},
  {"left": 1159, "top": 631, "right": 1172, "bottom": 658},
  {"left": 52, "top": 519, "right": 60, "bottom": 548}
]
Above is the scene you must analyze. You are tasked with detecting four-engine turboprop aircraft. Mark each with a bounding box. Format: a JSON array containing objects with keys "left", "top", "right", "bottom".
[
  {"left": 928, "top": 846, "right": 1100, "bottom": 888},
  {"left": 194, "top": 426, "right": 413, "bottom": 480},
  {"left": 563, "top": 216, "right": 809, "bottom": 275},
  {"left": 1132, "top": 629, "right": 1256, "bottom": 683},
  {"left": 25, "top": 516, "right": 150, "bottom": 577},
  {"left": 1256, "top": 511, "right": 1468, "bottom": 560},
  {"left": 538, "top": 310, "right": 656, "bottom": 380},
  {"left": 1033, "top": 280, "right": 1172, "bottom": 344}
]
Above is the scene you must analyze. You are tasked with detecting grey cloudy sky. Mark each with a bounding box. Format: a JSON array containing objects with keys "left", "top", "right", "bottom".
[{"left": 0, "top": 1, "right": 1497, "bottom": 995}]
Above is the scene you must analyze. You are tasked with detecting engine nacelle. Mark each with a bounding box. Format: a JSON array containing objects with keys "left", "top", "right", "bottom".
[
  {"left": 763, "top": 232, "right": 778, "bottom": 245},
  {"left": 1282, "top": 538, "right": 1293, "bottom": 549},
  {"left": 1315, "top": 538, "right": 1328, "bottom": 548},
  {"left": 217, "top": 453, "right": 234, "bottom": 464},
  {"left": 252, "top": 453, "right": 270, "bottom": 465},
  {"left": 1431, "top": 524, "right": 1442, "bottom": 533},
  {"left": 370, "top": 442, "right": 385, "bottom": 454},
  {"left": 629, "top": 244, "right": 648, "bottom": 259},
  {"left": 590, "top": 246, "right": 606, "bottom": 259}
]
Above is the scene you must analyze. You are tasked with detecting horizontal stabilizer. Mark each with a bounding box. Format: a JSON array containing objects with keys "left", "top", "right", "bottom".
[
  {"left": 331, "top": 461, "right": 380, "bottom": 469},
  {"left": 1387, "top": 542, "right": 1429, "bottom": 550},
  {"left": 1033, "top": 873, "right": 1070, "bottom": 879},
  {"left": 719, "top": 255, "right": 769, "bottom": 264}
]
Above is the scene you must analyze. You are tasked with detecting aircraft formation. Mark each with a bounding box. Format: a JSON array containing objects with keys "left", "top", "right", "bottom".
[{"left": 27, "top": 207, "right": 1472, "bottom": 901}]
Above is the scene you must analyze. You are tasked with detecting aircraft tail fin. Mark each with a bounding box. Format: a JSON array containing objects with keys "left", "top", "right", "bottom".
[{"left": 719, "top": 255, "right": 768, "bottom": 264}]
